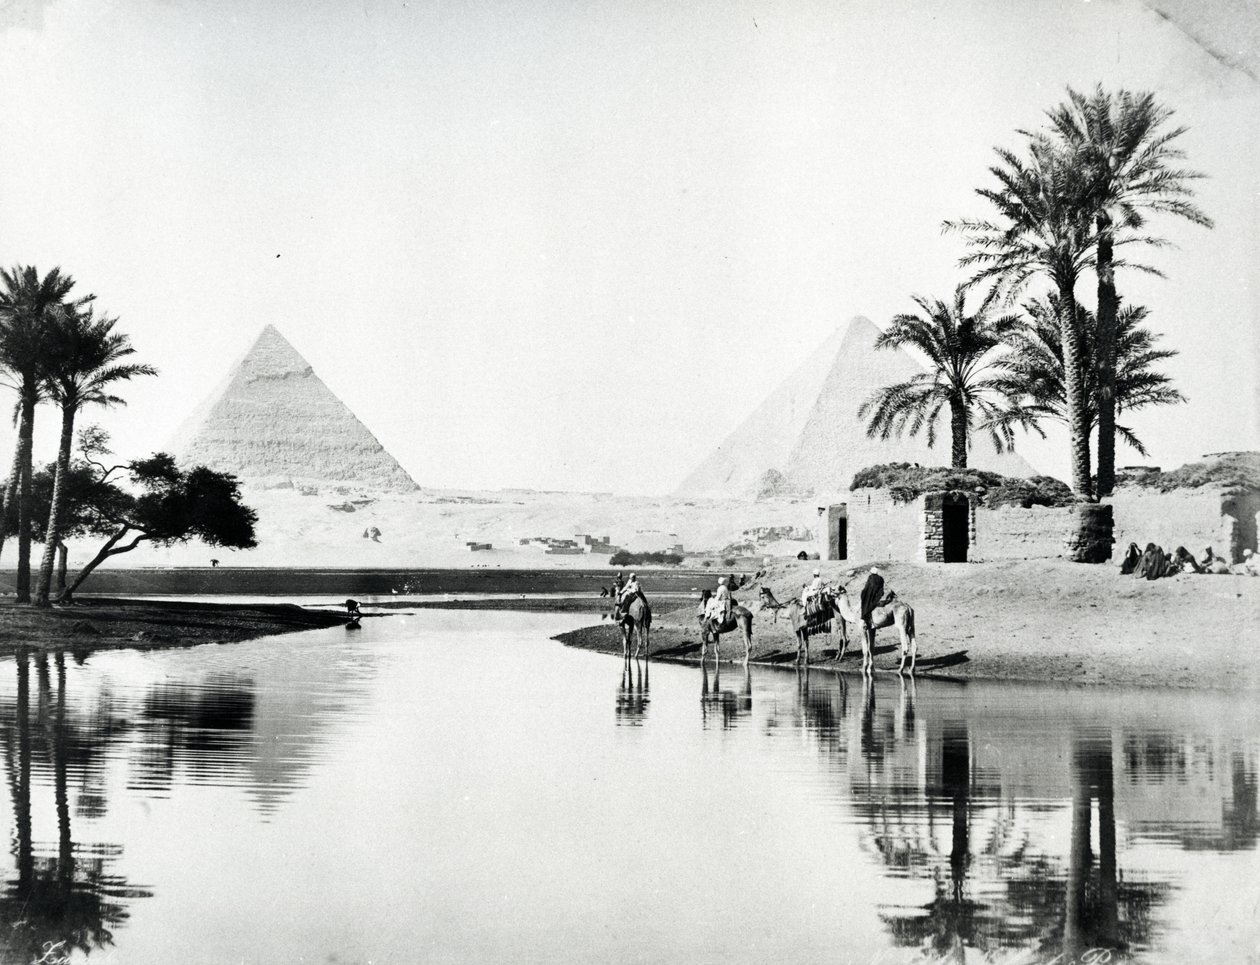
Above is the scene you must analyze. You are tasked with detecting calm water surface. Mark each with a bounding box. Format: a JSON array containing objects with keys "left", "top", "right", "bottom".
[{"left": 0, "top": 610, "right": 1256, "bottom": 964}]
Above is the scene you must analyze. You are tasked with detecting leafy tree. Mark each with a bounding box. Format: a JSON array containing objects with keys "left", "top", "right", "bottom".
[
  {"left": 0, "top": 265, "right": 92, "bottom": 601},
  {"left": 1044, "top": 86, "right": 1211, "bottom": 495},
  {"left": 946, "top": 137, "right": 1100, "bottom": 499},
  {"left": 858, "top": 287, "right": 1023, "bottom": 469},
  {"left": 988, "top": 296, "right": 1186, "bottom": 461},
  {"left": 34, "top": 306, "right": 155, "bottom": 605},
  {"left": 7, "top": 460, "right": 130, "bottom": 597},
  {"left": 61, "top": 453, "right": 257, "bottom": 601}
]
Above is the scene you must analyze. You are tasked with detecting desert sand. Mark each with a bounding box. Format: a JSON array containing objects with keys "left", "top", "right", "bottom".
[{"left": 556, "top": 557, "right": 1260, "bottom": 691}]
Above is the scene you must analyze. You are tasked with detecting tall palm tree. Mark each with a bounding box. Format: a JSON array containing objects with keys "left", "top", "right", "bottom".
[
  {"left": 34, "top": 307, "right": 155, "bottom": 606},
  {"left": 988, "top": 295, "right": 1186, "bottom": 459},
  {"left": 1045, "top": 86, "right": 1212, "bottom": 495},
  {"left": 0, "top": 267, "right": 92, "bottom": 603},
  {"left": 946, "top": 136, "right": 1099, "bottom": 499},
  {"left": 858, "top": 286, "right": 1023, "bottom": 468}
]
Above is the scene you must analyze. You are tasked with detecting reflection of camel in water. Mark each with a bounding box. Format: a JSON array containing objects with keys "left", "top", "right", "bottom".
[
  {"left": 700, "top": 657, "right": 752, "bottom": 728},
  {"left": 696, "top": 590, "right": 754, "bottom": 663},
  {"left": 616, "top": 658, "right": 650, "bottom": 723}
]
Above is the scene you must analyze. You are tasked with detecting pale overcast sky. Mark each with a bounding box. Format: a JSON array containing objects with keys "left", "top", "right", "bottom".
[{"left": 1, "top": 0, "right": 1257, "bottom": 494}]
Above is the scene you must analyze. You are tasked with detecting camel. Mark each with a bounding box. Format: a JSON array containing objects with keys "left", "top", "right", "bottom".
[
  {"left": 761, "top": 582, "right": 917, "bottom": 675},
  {"left": 757, "top": 586, "right": 846, "bottom": 666},
  {"left": 617, "top": 595, "right": 651, "bottom": 658},
  {"left": 832, "top": 583, "right": 917, "bottom": 676},
  {"left": 696, "top": 590, "right": 754, "bottom": 663}
]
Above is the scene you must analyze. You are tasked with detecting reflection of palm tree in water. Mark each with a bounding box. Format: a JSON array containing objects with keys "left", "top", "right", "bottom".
[
  {"left": 0, "top": 650, "right": 150, "bottom": 963},
  {"left": 700, "top": 658, "right": 751, "bottom": 729},
  {"left": 615, "top": 658, "right": 650, "bottom": 724}
]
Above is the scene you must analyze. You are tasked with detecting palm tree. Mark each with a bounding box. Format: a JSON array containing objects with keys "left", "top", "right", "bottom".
[
  {"left": 1045, "top": 86, "right": 1212, "bottom": 495},
  {"left": 988, "top": 295, "right": 1186, "bottom": 460},
  {"left": 34, "top": 307, "right": 155, "bottom": 606},
  {"left": 858, "top": 286, "right": 1023, "bottom": 468},
  {"left": 0, "top": 267, "right": 92, "bottom": 603},
  {"left": 946, "top": 136, "right": 1099, "bottom": 499}
]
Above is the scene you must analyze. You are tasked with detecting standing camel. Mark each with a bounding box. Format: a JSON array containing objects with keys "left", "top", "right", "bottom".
[
  {"left": 696, "top": 590, "right": 754, "bottom": 663},
  {"left": 831, "top": 584, "right": 917, "bottom": 676},
  {"left": 618, "top": 595, "right": 651, "bottom": 658},
  {"left": 757, "top": 586, "right": 846, "bottom": 666}
]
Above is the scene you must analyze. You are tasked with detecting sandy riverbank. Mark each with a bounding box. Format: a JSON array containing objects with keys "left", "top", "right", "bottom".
[
  {"left": 0, "top": 598, "right": 347, "bottom": 654},
  {"left": 555, "top": 557, "right": 1260, "bottom": 690}
]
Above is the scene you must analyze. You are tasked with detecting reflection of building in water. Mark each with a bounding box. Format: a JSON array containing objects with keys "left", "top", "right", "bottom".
[
  {"left": 0, "top": 651, "right": 152, "bottom": 963},
  {"left": 763, "top": 673, "right": 1256, "bottom": 962},
  {"left": 700, "top": 661, "right": 752, "bottom": 730},
  {"left": 615, "top": 660, "right": 650, "bottom": 725}
]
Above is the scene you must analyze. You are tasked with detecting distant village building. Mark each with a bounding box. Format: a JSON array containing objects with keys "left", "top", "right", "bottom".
[
  {"left": 819, "top": 454, "right": 1260, "bottom": 565},
  {"left": 466, "top": 541, "right": 493, "bottom": 552}
]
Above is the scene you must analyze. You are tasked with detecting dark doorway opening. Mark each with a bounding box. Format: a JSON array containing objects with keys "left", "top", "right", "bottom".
[
  {"left": 1224, "top": 491, "right": 1260, "bottom": 563},
  {"left": 835, "top": 517, "right": 848, "bottom": 561},
  {"left": 942, "top": 502, "right": 969, "bottom": 563}
]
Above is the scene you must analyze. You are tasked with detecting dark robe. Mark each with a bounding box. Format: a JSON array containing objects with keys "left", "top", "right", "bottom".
[
  {"left": 1118, "top": 543, "right": 1141, "bottom": 575},
  {"left": 860, "top": 572, "right": 885, "bottom": 621}
]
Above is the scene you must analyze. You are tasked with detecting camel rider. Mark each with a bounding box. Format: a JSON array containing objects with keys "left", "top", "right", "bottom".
[
  {"left": 619, "top": 572, "right": 644, "bottom": 611},
  {"left": 800, "top": 568, "right": 824, "bottom": 609},
  {"left": 859, "top": 566, "right": 885, "bottom": 624},
  {"left": 708, "top": 576, "right": 732, "bottom": 628}
]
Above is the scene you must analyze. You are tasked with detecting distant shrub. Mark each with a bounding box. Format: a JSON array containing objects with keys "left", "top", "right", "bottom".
[
  {"left": 986, "top": 475, "right": 1076, "bottom": 509},
  {"left": 721, "top": 556, "right": 737, "bottom": 567},
  {"left": 1125, "top": 452, "right": 1260, "bottom": 493},
  {"left": 610, "top": 550, "right": 684, "bottom": 566},
  {"left": 851, "top": 462, "right": 1073, "bottom": 508}
]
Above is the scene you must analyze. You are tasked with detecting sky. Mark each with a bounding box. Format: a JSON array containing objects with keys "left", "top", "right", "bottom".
[{"left": 0, "top": 0, "right": 1257, "bottom": 494}]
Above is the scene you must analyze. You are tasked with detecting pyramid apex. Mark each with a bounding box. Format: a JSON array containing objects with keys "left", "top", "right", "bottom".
[
  {"left": 240, "top": 325, "right": 311, "bottom": 379},
  {"left": 838, "top": 315, "right": 882, "bottom": 349}
]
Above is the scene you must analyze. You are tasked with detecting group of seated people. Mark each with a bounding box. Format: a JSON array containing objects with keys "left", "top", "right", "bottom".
[{"left": 1119, "top": 543, "right": 1258, "bottom": 579}]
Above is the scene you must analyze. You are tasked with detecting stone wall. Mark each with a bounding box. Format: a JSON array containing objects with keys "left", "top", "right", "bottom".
[
  {"left": 974, "top": 505, "right": 1072, "bottom": 560},
  {"left": 821, "top": 489, "right": 921, "bottom": 562},
  {"left": 821, "top": 483, "right": 1259, "bottom": 565},
  {"left": 1109, "top": 485, "right": 1241, "bottom": 561}
]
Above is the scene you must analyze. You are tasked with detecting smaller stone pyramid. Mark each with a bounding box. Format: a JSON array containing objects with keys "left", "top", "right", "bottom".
[{"left": 175, "top": 326, "right": 418, "bottom": 492}]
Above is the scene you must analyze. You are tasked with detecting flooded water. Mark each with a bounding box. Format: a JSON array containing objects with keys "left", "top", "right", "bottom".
[{"left": 0, "top": 609, "right": 1256, "bottom": 964}]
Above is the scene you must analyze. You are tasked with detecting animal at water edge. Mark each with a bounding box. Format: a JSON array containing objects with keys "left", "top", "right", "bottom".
[
  {"left": 618, "top": 595, "right": 652, "bottom": 658},
  {"left": 832, "top": 582, "right": 917, "bottom": 676},
  {"left": 757, "top": 586, "right": 844, "bottom": 666},
  {"left": 696, "top": 589, "right": 754, "bottom": 663}
]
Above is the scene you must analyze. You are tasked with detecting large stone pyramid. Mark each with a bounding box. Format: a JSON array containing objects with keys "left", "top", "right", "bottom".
[
  {"left": 174, "top": 326, "right": 419, "bottom": 492},
  {"left": 676, "top": 316, "right": 1037, "bottom": 498}
]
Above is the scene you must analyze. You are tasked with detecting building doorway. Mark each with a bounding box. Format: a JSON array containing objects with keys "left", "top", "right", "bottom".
[{"left": 942, "top": 501, "right": 969, "bottom": 563}]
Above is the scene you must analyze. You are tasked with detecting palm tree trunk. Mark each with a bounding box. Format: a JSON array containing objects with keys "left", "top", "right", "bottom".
[
  {"left": 0, "top": 446, "right": 21, "bottom": 562},
  {"left": 1095, "top": 217, "right": 1119, "bottom": 496},
  {"left": 949, "top": 399, "right": 968, "bottom": 469},
  {"left": 55, "top": 540, "right": 68, "bottom": 596},
  {"left": 35, "top": 403, "right": 76, "bottom": 606},
  {"left": 14, "top": 381, "right": 37, "bottom": 603},
  {"left": 1057, "top": 282, "right": 1094, "bottom": 501}
]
